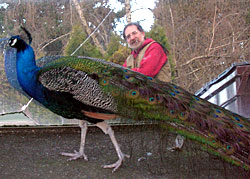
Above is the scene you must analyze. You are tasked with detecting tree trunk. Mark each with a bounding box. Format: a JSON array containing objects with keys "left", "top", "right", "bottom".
[
  {"left": 72, "top": 0, "right": 106, "bottom": 55},
  {"left": 125, "top": 0, "right": 131, "bottom": 23}
]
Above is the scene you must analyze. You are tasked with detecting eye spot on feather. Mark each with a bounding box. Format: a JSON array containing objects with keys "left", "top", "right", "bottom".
[
  {"left": 124, "top": 75, "right": 136, "bottom": 82},
  {"left": 102, "top": 68, "right": 111, "bottom": 74},
  {"left": 194, "top": 97, "right": 200, "bottom": 101},
  {"left": 146, "top": 76, "right": 157, "bottom": 82},
  {"left": 175, "top": 90, "right": 180, "bottom": 94},
  {"left": 234, "top": 116, "right": 240, "bottom": 121},
  {"left": 149, "top": 97, "right": 154, "bottom": 101},
  {"left": 126, "top": 90, "right": 140, "bottom": 99},
  {"left": 236, "top": 123, "right": 246, "bottom": 130},
  {"left": 123, "top": 69, "right": 128, "bottom": 72},
  {"left": 215, "top": 109, "right": 221, "bottom": 113},
  {"left": 173, "top": 85, "right": 178, "bottom": 89},
  {"left": 148, "top": 97, "right": 157, "bottom": 105},
  {"left": 170, "top": 92, "right": 176, "bottom": 96},
  {"left": 165, "top": 109, "right": 177, "bottom": 118},
  {"left": 132, "top": 91, "right": 137, "bottom": 96},
  {"left": 237, "top": 123, "right": 243, "bottom": 128},
  {"left": 225, "top": 145, "right": 235, "bottom": 155},
  {"left": 100, "top": 79, "right": 109, "bottom": 86},
  {"left": 213, "top": 114, "right": 219, "bottom": 118},
  {"left": 179, "top": 112, "right": 188, "bottom": 120}
]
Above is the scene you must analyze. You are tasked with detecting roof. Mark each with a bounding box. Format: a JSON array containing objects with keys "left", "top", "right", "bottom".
[{"left": 195, "top": 61, "right": 250, "bottom": 97}]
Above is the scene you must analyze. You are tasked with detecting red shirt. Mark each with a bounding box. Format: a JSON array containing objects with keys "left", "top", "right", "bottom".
[{"left": 123, "top": 38, "right": 167, "bottom": 77}]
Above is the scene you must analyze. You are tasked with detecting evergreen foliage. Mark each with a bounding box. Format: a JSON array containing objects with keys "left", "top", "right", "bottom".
[
  {"left": 107, "top": 45, "right": 131, "bottom": 65},
  {"left": 104, "top": 33, "right": 130, "bottom": 65},
  {"left": 63, "top": 25, "right": 102, "bottom": 58}
]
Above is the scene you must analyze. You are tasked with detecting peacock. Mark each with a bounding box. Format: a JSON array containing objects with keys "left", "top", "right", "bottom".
[{"left": 4, "top": 27, "right": 250, "bottom": 172}]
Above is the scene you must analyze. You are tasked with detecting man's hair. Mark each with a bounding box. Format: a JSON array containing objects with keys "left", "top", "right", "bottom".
[{"left": 123, "top": 22, "right": 144, "bottom": 40}]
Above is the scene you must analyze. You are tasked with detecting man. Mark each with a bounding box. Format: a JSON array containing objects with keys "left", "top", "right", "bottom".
[
  {"left": 123, "top": 22, "right": 171, "bottom": 82},
  {"left": 123, "top": 22, "right": 184, "bottom": 150}
]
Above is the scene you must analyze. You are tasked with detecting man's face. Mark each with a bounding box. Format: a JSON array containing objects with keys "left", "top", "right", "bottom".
[{"left": 125, "top": 25, "right": 145, "bottom": 50}]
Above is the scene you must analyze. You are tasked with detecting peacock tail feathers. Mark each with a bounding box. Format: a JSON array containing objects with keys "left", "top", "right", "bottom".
[{"left": 63, "top": 57, "right": 249, "bottom": 169}]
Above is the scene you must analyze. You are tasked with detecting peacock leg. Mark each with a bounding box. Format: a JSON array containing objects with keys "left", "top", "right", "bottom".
[
  {"left": 61, "top": 120, "right": 88, "bottom": 161},
  {"left": 96, "top": 121, "right": 130, "bottom": 173}
]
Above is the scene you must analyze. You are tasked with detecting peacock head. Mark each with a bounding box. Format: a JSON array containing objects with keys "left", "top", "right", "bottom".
[
  {"left": 9, "top": 27, "right": 32, "bottom": 51},
  {"left": 9, "top": 35, "right": 20, "bottom": 47},
  {"left": 9, "top": 35, "right": 28, "bottom": 51}
]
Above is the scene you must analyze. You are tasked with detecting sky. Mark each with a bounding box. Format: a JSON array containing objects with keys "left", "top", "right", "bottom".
[{"left": 108, "top": 0, "right": 157, "bottom": 33}]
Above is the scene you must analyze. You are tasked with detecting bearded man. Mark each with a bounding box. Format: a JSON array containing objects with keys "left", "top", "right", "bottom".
[{"left": 123, "top": 22, "right": 170, "bottom": 82}]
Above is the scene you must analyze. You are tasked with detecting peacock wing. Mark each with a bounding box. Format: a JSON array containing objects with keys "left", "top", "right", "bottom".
[{"left": 37, "top": 61, "right": 117, "bottom": 114}]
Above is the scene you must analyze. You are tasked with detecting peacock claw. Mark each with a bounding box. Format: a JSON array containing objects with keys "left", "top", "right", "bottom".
[
  {"left": 61, "top": 150, "right": 88, "bottom": 161},
  {"left": 102, "top": 153, "right": 130, "bottom": 173}
]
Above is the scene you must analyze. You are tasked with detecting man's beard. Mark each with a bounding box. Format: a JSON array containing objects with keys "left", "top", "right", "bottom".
[{"left": 128, "top": 39, "right": 143, "bottom": 50}]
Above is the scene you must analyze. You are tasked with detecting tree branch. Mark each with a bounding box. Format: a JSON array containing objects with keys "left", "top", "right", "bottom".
[
  {"left": 208, "top": 5, "right": 217, "bottom": 53},
  {"left": 72, "top": 0, "right": 106, "bottom": 55},
  {"left": 37, "top": 33, "right": 71, "bottom": 55}
]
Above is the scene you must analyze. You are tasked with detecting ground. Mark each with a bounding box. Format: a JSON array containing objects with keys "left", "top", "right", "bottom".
[{"left": 0, "top": 124, "right": 249, "bottom": 179}]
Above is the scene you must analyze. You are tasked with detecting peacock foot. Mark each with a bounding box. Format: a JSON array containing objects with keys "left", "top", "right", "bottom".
[
  {"left": 61, "top": 150, "right": 88, "bottom": 161},
  {"left": 102, "top": 153, "right": 130, "bottom": 173}
]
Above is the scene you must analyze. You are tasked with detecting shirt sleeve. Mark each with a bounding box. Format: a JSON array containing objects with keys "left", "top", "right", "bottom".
[{"left": 130, "top": 43, "right": 167, "bottom": 77}]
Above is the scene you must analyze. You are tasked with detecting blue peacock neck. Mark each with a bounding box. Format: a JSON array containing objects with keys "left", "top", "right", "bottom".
[{"left": 16, "top": 45, "right": 45, "bottom": 102}]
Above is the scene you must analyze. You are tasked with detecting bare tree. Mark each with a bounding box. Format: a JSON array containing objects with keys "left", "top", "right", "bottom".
[{"left": 153, "top": 0, "right": 249, "bottom": 92}]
